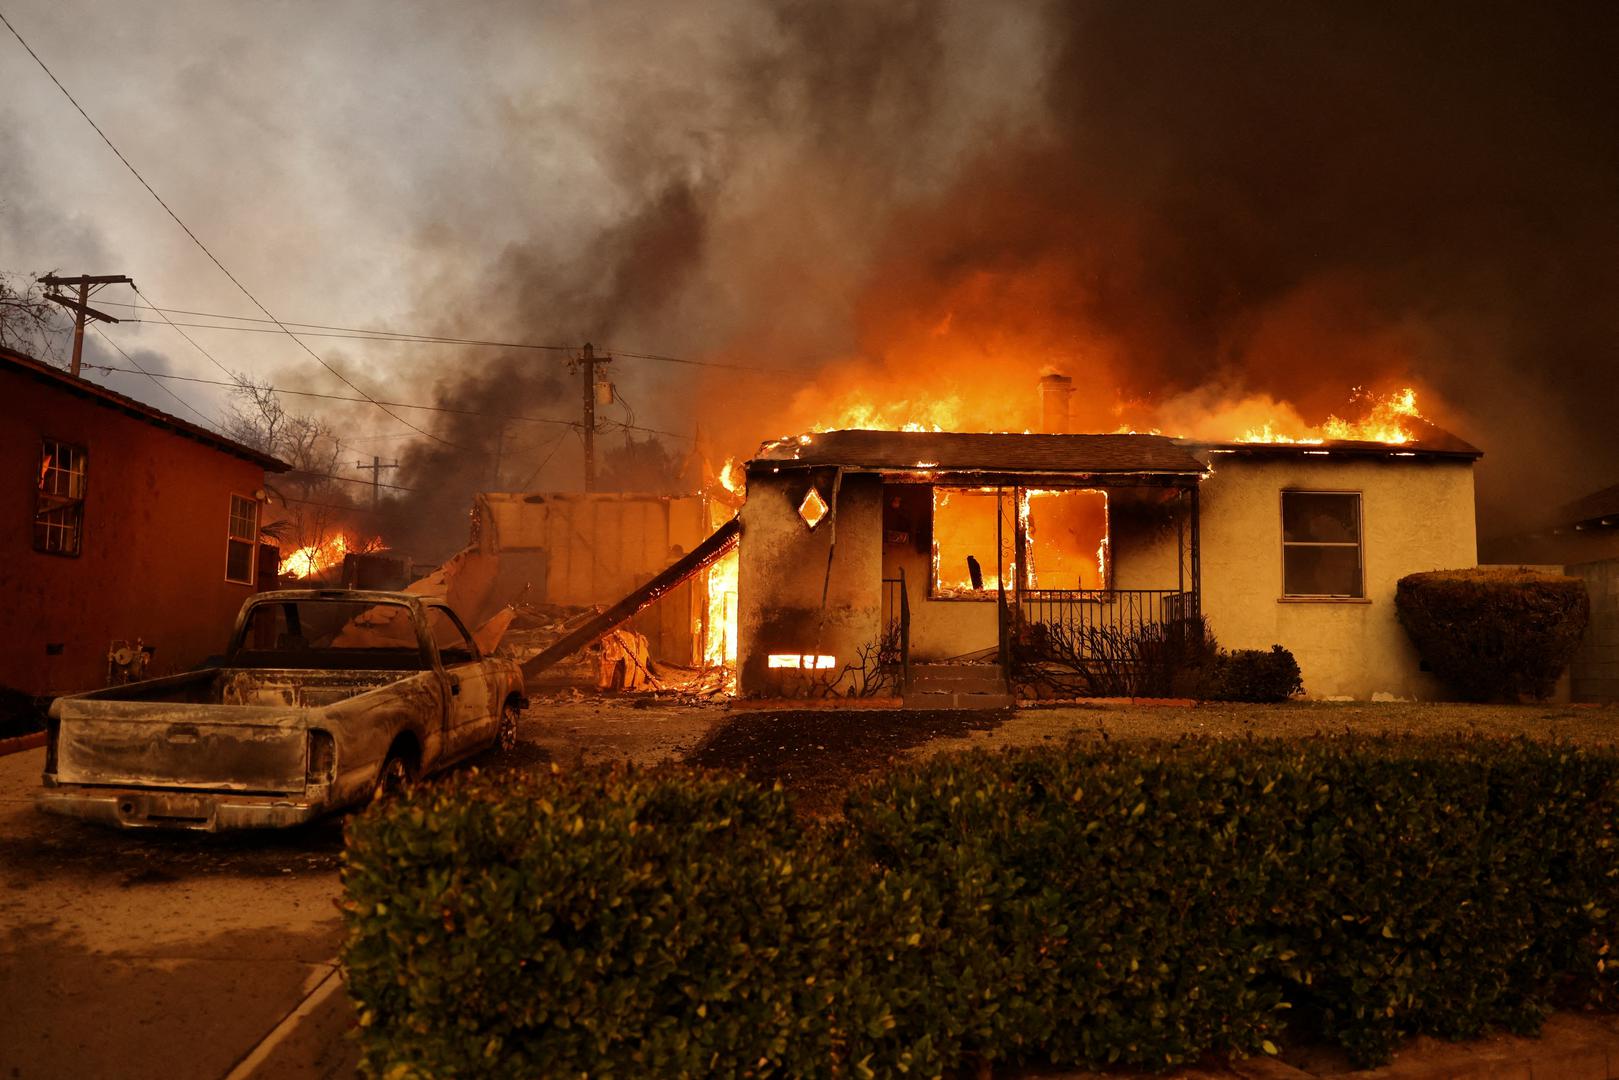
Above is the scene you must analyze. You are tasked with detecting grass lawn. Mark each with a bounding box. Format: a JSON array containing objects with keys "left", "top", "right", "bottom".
[
  {"left": 676, "top": 698, "right": 1619, "bottom": 815},
  {"left": 911, "top": 698, "right": 1619, "bottom": 758}
]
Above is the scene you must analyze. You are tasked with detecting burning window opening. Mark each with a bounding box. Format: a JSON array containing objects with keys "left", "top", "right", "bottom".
[
  {"left": 798, "top": 487, "right": 830, "bottom": 529},
  {"left": 930, "top": 486, "right": 1110, "bottom": 597},
  {"left": 931, "top": 487, "right": 1008, "bottom": 597},
  {"left": 1025, "top": 488, "right": 1110, "bottom": 590},
  {"left": 767, "top": 654, "right": 837, "bottom": 669}
]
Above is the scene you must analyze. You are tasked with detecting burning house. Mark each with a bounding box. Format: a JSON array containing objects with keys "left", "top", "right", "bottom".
[
  {"left": 0, "top": 346, "right": 290, "bottom": 696},
  {"left": 736, "top": 381, "right": 1481, "bottom": 702}
]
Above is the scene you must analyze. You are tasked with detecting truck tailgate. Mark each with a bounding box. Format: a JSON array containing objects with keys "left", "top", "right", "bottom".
[{"left": 54, "top": 702, "right": 308, "bottom": 793}]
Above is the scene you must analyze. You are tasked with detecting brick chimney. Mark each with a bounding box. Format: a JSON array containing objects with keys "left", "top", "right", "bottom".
[{"left": 1039, "top": 373, "right": 1073, "bottom": 433}]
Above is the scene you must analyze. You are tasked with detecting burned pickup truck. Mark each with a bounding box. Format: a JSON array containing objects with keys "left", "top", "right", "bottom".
[{"left": 39, "top": 589, "right": 527, "bottom": 831}]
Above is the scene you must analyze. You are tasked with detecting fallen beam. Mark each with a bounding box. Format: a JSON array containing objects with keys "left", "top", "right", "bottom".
[{"left": 522, "top": 516, "right": 740, "bottom": 675}]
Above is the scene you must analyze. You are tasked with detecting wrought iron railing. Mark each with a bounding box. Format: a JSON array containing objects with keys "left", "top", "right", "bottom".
[{"left": 1017, "top": 589, "right": 1194, "bottom": 658}]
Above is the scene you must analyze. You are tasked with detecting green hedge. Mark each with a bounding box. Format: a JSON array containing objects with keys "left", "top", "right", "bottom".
[
  {"left": 343, "top": 742, "right": 1619, "bottom": 1077},
  {"left": 1396, "top": 567, "right": 1589, "bottom": 701},
  {"left": 1200, "top": 645, "right": 1304, "bottom": 702}
]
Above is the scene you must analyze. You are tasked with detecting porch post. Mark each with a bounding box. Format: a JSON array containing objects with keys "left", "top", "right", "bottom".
[
  {"left": 996, "top": 485, "right": 1008, "bottom": 674},
  {"left": 1189, "top": 482, "right": 1202, "bottom": 623}
]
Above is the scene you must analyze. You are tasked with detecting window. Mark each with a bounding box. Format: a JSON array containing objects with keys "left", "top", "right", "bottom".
[
  {"left": 1281, "top": 491, "right": 1363, "bottom": 597},
  {"left": 34, "top": 439, "right": 87, "bottom": 556},
  {"left": 227, "top": 495, "right": 259, "bottom": 584},
  {"left": 425, "top": 607, "right": 479, "bottom": 664},
  {"left": 931, "top": 487, "right": 1006, "bottom": 597}
]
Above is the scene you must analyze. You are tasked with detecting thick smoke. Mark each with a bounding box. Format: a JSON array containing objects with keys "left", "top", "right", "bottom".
[{"left": 383, "top": 0, "right": 1619, "bottom": 552}]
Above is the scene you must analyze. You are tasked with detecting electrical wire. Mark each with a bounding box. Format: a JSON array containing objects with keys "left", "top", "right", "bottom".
[
  {"left": 91, "top": 299, "right": 790, "bottom": 373},
  {"left": 89, "top": 325, "right": 224, "bottom": 430},
  {"left": 0, "top": 9, "right": 465, "bottom": 447},
  {"left": 76, "top": 361, "right": 693, "bottom": 443}
]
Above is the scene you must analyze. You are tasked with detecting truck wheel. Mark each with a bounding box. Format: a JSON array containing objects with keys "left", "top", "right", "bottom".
[
  {"left": 373, "top": 754, "right": 414, "bottom": 801},
  {"left": 496, "top": 700, "right": 521, "bottom": 753}
]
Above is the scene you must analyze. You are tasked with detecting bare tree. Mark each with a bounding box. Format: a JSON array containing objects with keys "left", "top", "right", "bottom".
[
  {"left": 223, "top": 373, "right": 370, "bottom": 569},
  {"left": 0, "top": 272, "right": 69, "bottom": 364}
]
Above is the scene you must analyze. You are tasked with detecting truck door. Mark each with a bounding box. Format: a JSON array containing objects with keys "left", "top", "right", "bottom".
[{"left": 424, "top": 605, "right": 497, "bottom": 759}]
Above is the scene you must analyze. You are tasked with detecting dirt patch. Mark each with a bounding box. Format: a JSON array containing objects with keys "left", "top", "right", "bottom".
[{"left": 687, "top": 708, "right": 1010, "bottom": 816}]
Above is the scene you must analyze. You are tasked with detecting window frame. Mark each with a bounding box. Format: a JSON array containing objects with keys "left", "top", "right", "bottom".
[
  {"left": 33, "top": 437, "right": 88, "bottom": 558},
  {"left": 1278, "top": 489, "right": 1366, "bottom": 600},
  {"left": 225, "top": 493, "right": 260, "bottom": 586},
  {"left": 424, "top": 603, "right": 482, "bottom": 665},
  {"left": 928, "top": 485, "right": 1006, "bottom": 602}
]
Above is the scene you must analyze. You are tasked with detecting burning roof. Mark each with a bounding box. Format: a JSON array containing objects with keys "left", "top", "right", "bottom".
[
  {"left": 752, "top": 430, "right": 1206, "bottom": 477},
  {"left": 751, "top": 425, "right": 1479, "bottom": 478}
]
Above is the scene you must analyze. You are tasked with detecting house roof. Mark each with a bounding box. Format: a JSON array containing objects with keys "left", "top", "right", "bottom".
[
  {"left": 1194, "top": 418, "right": 1483, "bottom": 462},
  {"left": 1557, "top": 481, "right": 1619, "bottom": 527},
  {"left": 750, "top": 430, "right": 1207, "bottom": 478},
  {"left": 0, "top": 346, "right": 290, "bottom": 472}
]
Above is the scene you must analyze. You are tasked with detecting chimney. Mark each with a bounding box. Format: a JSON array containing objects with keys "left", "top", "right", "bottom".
[{"left": 1039, "top": 373, "right": 1073, "bottom": 433}]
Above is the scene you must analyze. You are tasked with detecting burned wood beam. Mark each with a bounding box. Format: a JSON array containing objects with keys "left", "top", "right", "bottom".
[{"left": 522, "top": 516, "right": 741, "bottom": 675}]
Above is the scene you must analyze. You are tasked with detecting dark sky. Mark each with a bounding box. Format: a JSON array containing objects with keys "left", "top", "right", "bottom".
[{"left": 4, "top": 1, "right": 1615, "bottom": 540}]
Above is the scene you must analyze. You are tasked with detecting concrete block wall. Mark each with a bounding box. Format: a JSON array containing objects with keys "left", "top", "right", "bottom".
[{"left": 1569, "top": 558, "right": 1619, "bottom": 702}]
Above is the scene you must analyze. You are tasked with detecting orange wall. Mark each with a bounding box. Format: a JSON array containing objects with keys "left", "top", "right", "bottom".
[{"left": 0, "top": 367, "right": 271, "bottom": 695}]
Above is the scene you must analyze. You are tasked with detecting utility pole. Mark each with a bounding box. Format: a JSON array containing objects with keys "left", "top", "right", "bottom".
[
  {"left": 574, "top": 342, "right": 613, "bottom": 492},
  {"left": 490, "top": 422, "right": 505, "bottom": 490},
  {"left": 355, "top": 455, "right": 398, "bottom": 509},
  {"left": 40, "top": 273, "right": 133, "bottom": 377}
]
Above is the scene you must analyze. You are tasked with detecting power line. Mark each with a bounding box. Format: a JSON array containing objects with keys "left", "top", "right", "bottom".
[
  {"left": 0, "top": 9, "right": 463, "bottom": 447},
  {"left": 77, "top": 361, "right": 693, "bottom": 441},
  {"left": 90, "top": 325, "right": 223, "bottom": 430},
  {"left": 132, "top": 286, "right": 240, "bottom": 383},
  {"left": 92, "top": 299, "right": 789, "bottom": 373}
]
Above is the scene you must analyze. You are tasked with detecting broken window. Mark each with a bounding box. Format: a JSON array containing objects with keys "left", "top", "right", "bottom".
[
  {"left": 425, "top": 607, "right": 478, "bottom": 664},
  {"left": 1025, "top": 489, "right": 1109, "bottom": 590},
  {"left": 1281, "top": 491, "right": 1363, "bottom": 597},
  {"left": 34, "top": 439, "right": 87, "bottom": 556},
  {"left": 931, "top": 487, "right": 1005, "bottom": 598},
  {"left": 226, "top": 494, "right": 259, "bottom": 584}
]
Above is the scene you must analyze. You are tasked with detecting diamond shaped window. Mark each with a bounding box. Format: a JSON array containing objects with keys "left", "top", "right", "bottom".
[{"left": 798, "top": 487, "right": 829, "bottom": 529}]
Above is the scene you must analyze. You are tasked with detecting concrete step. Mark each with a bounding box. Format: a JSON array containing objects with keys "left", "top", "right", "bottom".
[
  {"left": 903, "top": 689, "right": 1016, "bottom": 711},
  {"left": 906, "top": 664, "right": 1012, "bottom": 710}
]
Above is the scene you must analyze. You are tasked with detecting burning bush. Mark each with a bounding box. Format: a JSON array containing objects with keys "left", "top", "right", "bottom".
[{"left": 1396, "top": 567, "right": 1589, "bottom": 701}]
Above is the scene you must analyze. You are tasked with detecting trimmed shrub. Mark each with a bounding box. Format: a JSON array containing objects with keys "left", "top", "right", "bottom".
[
  {"left": 341, "top": 767, "right": 945, "bottom": 1078},
  {"left": 343, "top": 742, "right": 1619, "bottom": 1077},
  {"left": 1200, "top": 645, "right": 1304, "bottom": 702},
  {"left": 1396, "top": 567, "right": 1589, "bottom": 700}
]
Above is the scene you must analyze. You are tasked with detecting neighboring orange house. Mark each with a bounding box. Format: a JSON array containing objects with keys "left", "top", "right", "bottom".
[{"left": 0, "top": 346, "right": 289, "bottom": 697}]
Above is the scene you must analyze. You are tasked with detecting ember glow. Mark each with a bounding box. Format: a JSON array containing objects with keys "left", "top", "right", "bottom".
[
  {"left": 703, "top": 551, "right": 738, "bottom": 671},
  {"left": 278, "top": 533, "right": 385, "bottom": 580}
]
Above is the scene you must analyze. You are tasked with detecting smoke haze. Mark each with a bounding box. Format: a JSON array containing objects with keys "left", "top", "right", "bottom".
[{"left": 5, "top": 1, "right": 1616, "bottom": 554}]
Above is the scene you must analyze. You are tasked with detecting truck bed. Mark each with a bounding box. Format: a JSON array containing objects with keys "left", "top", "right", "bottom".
[{"left": 49, "top": 667, "right": 419, "bottom": 794}]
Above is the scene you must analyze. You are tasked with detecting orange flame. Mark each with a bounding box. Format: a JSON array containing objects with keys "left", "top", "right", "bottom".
[
  {"left": 1237, "top": 386, "right": 1424, "bottom": 445},
  {"left": 278, "top": 533, "right": 385, "bottom": 580}
]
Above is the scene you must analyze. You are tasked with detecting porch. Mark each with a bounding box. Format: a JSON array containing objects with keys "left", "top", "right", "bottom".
[{"left": 739, "top": 430, "right": 1207, "bottom": 700}]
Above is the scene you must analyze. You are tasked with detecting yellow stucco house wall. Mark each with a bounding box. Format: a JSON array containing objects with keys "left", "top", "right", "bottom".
[{"left": 1197, "top": 452, "right": 1478, "bottom": 700}]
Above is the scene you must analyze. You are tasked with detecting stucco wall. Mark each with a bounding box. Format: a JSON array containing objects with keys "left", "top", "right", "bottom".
[
  {"left": 0, "top": 367, "right": 272, "bottom": 695},
  {"left": 882, "top": 540, "right": 999, "bottom": 662},
  {"left": 737, "top": 471, "right": 883, "bottom": 695},
  {"left": 1198, "top": 455, "right": 1477, "bottom": 700}
]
